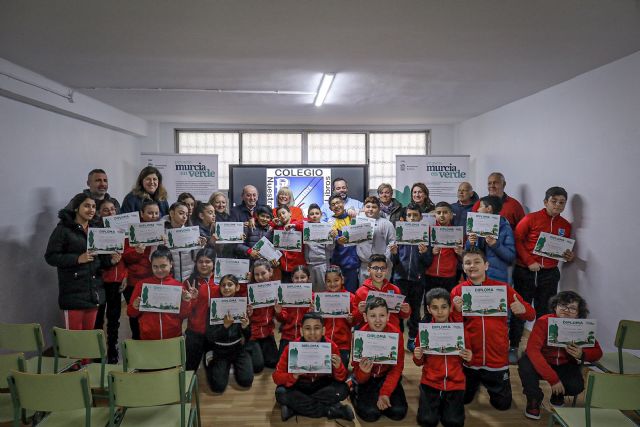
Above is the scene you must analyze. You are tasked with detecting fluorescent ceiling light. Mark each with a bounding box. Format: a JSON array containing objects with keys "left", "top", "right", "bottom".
[{"left": 314, "top": 73, "right": 335, "bottom": 107}]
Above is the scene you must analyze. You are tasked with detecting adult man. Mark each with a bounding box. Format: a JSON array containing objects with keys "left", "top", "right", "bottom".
[
  {"left": 321, "top": 178, "right": 363, "bottom": 222},
  {"left": 452, "top": 182, "right": 478, "bottom": 227},
  {"left": 472, "top": 173, "right": 525, "bottom": 230},
  {"left": 230, "top": 185, "right": 268, "bottom": 224},
  {"left": 68, "top": 169, "right": 120, "bottom": 215}
]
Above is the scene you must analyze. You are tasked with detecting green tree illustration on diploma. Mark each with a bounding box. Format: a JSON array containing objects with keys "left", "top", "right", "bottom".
[
  {"left": 142, "top": 286, "right": 149, "bottom": 305},
  {"left": 499, "top": 298, "right": 506, "bottom": 312},
  {"left": 249, "top": 287, "right": 255, "bottom": 304},
  {"left": 254, "top": 240, "right": 264, "bottom": 250},
  {"left": 353, "top": 337, "right": 364, "bottom": 358},
  {"left": 303, "top": 227, "right": 311, "bottom": 241},
  {"left": 535, "top": 236, "right": 546, "bottom": 252},
  {"left": 548, "top": 323, "right": 559, "bottom": 343},
  {"left": 342, "top": 231, "right": 350, "bottom": 242},
  {"left": 420, "top": 329, "right": 429, "bottom": 348},
  {"left": 390, "top": 345, "right": 397, "bottom": 360},
  {"left": 431, "top": 228, "right": 437, "bottom": 243},
  {"left": 277, "top": 286, "right": 283, "bottom": 304},
  {"left": 88, "top": 231, "right": 95, "bottom": 250},
  {"left": 210, "top": 300, "right": 217, "bottom": 318},
  {"left": 104, "top": 218, "right": 111, "bottom": 228},
  {"left": 296, "top": 239, "right": 301, "bottom": 249},
  {"left": 216, "top": 224, "right": 221, "bottom": 237},
  {"left": 462, "top": 293, "right": 472, "bottom": 311},
  {"left": 273, "top": 235, "right": 280, "bottom": 247},
  {"left": 396, "top": 227, "right": 403, "bottom": 241},
  {"left": 129, "top": 225, "right": 136, "bottom": 243},
  {"left": 315, "top": 295, "right": 321, "bottom": 311},
  {"left": 167, "top": 231, "right": 174, "bottom": 247},
  {"left": 289, "top": 347, "right": 298, "bottom": 366},
  {"left": 324, "top": 354, "right": 331, "bottom": 368},
  {"left": 466, "top": 217, "right": 473, "bottom": 232},
  {"left": 587, "top": 331, "right": 595, "bottom": 344},
  {"left": 215, "top": 260, "right": 221, "bottom": 277},
  {"left": 456, "top": 335, "right": 464, "bottom": 349},
  {"left": 491, "top": 224, "right": 499, "bottom": 236}
]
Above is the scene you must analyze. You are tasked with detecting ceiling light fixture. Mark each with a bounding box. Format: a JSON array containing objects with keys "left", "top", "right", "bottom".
[{"left": 314, "top": 73, "right": 335, "bottom": 107}]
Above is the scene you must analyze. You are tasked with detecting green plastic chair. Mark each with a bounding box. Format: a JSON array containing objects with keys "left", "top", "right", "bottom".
[
  {"left": 0, "top": 353, "right": 25, "bottom": 423},
  {"left": 595, "top": 320, "right": 640, "bottom": 374},
  {"left": 548, "top": 371, "right": 640, "bottom": 427},
  {"left": 53, "top": 327, "right": 121, "bottom": 392},
  {"left": 107, "top": 367, "right": 198, "bottom": 427},
  {"left": 7, "top": 369, "right": 112, "bottom": 427},
  {"left": 0, "top": 322, "right": 76, "bottom": 374},
  {"left": 120, "top": 337, "right": 200, "bottom": 426}
]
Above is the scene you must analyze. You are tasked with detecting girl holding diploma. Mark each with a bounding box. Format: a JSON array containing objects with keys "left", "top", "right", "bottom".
[
  {"left": 184, "top": 248, "right": 219, "bottom": 371},
  {"left": 276, "top": 265, "right": 312, "bottom": 358},
  {"left": 164, "top": 201, "right": 206, "bottom": 282},
  {"left": 191, "top": 201, "right": 218, "bottom": 248},
  {"left": 127, "top": 246, "right": 194, "bottom": 340},
  {"left": 45, "top": 193, "right": 121, "bottom": 331},
  {"left": 273, "top": 205, "right": 306, "bottom": 283},
  {"left": 204, "top": 274, "right": 253, "bottom": 393},
  {"left": 177, "top": 192, "right": 196, "bottom": 226},
  {"left": 122, "top": 199, "right": 160, "bottom": 339},
  {"left": 246, "top": 259, "right": 280, "bottom": 373}
]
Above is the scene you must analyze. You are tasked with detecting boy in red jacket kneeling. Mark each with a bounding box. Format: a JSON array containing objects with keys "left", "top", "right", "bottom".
[
  {"left": 273, "top": 312, "right": 354, "bottom": 422},
  {"left": 414, "top": 287, "right": 472, "bottom": 427}
]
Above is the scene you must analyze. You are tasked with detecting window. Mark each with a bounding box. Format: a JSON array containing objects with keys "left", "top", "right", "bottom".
[
  {"left": 369, "top": 132, "right": 427, "bottom": 190},
  {"left": 242, "top": 133, "right": 302, "bottom": 164},
  {"left": 307, "top": 133, "right": 366, "bottom": 164},
  {"left": 177, "top": 132, "right": 239, "bottom": 190}
]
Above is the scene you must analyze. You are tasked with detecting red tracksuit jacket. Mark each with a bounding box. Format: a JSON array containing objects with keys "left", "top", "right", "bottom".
[
  {"left": 274, "top": 220, "right": 307, "bottom": 273},
  {"left": 319, "top": 289, "right": 359, "bottom": 351},
  {"left": 526, "top": 314, "right": 603, "bottom": 385},
  {"left": 472, "top": 194, "right": 525, "bottom": 230},
  {"left": 250, "top": 305, "right": 276, "bottom": 340},
  {"left": 122, "top": 242, "right": 153, "bottom": 288},
  {"left": 272, "top": 338, "right": 347, "bottom": 387},
  {"left": 127, "top": 275, "right": 191, "bottom": 340},
  {"left": 352, "top": 323, "right": 405, "bottom": 398},
  {"left": 354, "top": 279, "right": 411, "bottom": 329},
  {"left": 412, "top": 318, "right": 467, "bottom": 391},
  {"left": 515, "top": 209, "right": 572, "bottom": 269},
  {"left": 185, "top": 276, "right": 219, "bottom": 335},
  {"left": 102, "top": 257, "right": 127, "bottom": 283},
  {"left": 277, "top": 306, "right": 310, "bottom": 342},
  {"left": 450, "top": 278, "right": 535, "bottom": 369}
]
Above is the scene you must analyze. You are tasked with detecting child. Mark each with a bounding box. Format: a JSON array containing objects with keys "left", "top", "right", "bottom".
[
  {"left": 246, "top": 259, "right": 279, "bottom": 372},
  {"left": 413, "top": 288, "right": 472, "bottom": 427},
  {"left": 235, "top": 206, "right": 278, "bottom": 272},
  {"left": 518, "top": 291, "right": 602, "bottom": 420},
  {"left": 95, "top": 200, "right": 128, "bottom": 363},
  {"left": 273, "top": 312, "right": 353, "bottom": 421},
  {"left": 184, "top": 248, "right": 218, "bottom": 371},
  {"left": 165, "top": 201, "right": 205, "bottom": 282},
  {"left": 511, "top": 187, "right": 575, "bottom": 351},
  {"left": 191, "top": 201, "right": 217, "bottom": 248},
  {"left": 177, "top": 192, "right": 196, "bottom": 226},
  {"left": 328, "top": 194, "right": 361, "bottom": 293},
  {"left": 273, "top": 205, "right": 306, "bottom": 283},
  {"left": 127, "top": 246, "right": 193, "bottom": 340},
  {"left": 276, "top": 265, "right": 313, "bottom": 358},
  {"left": 205, "top": 274, "right": 253, "bottom": 393},
  {"left": 356, "top": 196, "right": 396, "bottom": 282},
  {"left": 466, "top": 195, "right": 515, "bottom": 283},
  {"left": 354, "top": 254, "right": 411, "bottom": 331},
  {"left": 351, "top": 297, "right": 408, "bottom": 422},
  {"left": 303, "top": 203, "right": 333, "bottom": 292},
  {"left": 318, "top": 265, "right": 358, "bottom": 368},
  {"left": 122, "top": 199, "right": 160, "bottom": 339},
  {"left": 425, "top": 202, "right": 463, "bottom": 295},
  {"left": 387, "top": 202, "right": 433, "bottom": 350},
  {"left": 450, "top": 250, "right": 535, "bottom": 410}
]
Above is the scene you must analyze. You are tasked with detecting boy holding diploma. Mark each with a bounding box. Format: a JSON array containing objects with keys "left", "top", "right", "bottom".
[
  {"left": 451, "top": 250, "right": 535, "bottom": 410},
  {"left": 272, "top": 312, "right": 354, "bottom": 421},
  {"left": 414, "top": 288, "right": 472, "bottom": 427}
]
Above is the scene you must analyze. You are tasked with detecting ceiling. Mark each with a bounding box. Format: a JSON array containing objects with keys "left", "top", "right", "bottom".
[{"left": 1, "top": 0, "right": 640, "bottom": 125}]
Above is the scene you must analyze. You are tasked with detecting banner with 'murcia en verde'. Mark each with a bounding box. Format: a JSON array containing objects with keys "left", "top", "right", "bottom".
[
  {"left": 396, "top": 155, "right": 470, "bottom": 205},
  {"left": 141, "top": 153, "right": 218, "bottom": 202}
]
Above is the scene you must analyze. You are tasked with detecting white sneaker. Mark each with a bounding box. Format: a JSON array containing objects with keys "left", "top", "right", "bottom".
[{"left": 205, "top": 351, "right": 214, "bottom": 366}]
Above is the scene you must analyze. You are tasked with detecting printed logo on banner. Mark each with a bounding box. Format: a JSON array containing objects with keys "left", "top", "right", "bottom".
[
  {"left": 558, "top": 228, "right": 565, "bottom": 237},
  {"left": 266, "top": 168, "right": 331, "bottom": 215},
  {"left": 174, "top": 161, "right": 216, "bottom": 178}
]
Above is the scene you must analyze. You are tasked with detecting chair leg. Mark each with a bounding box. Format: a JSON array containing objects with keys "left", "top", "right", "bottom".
[
  {"left": 194, "top": 379, "right": 201, "bottom": 427},
  {"left": 571, "top": 395, "right": 577, "bottom": 407}
]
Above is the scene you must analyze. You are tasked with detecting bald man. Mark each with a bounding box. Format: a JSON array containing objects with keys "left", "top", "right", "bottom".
[
  {"left": 472, "top": 173, "right": 525, "bottom": 230},
  {"left": 452, "top": 182, "right": 478, "bottom": 227},
  {"left": 230, "top": 185, "right": 268, "bottom": 223}
]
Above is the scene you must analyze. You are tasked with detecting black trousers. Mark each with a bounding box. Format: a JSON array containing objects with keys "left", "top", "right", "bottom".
[
  {"left": 423, "top": 275, "right": 458, "bottom": 322},
  {"left": 518, "top": 354, "right": 584, "bottom": 401},
  {"left": 121, "top": 285, "right": 140, "bottom": 340},
  {"left": 417, "top": 384, "right": 465, "bottom": 427},
  {"left": 185, "top": 329, "right": 209, "bottom": 372},
  {"left": 510, "top": 266, "right": 560, "bottom": 348},
  {"left": 205, "top": 347, "right": 254, "bottom": 393},
  {"left": 275, "top": 377, "right": 349, "bottom": 418},
  {"left": 246, "top": 336, "right": 279, "bottom": 373},
  {"left": 463, "top": 367, "right": 512, "bottom": 410},
  {"left": 94, "top": 282, "right": 122, "bottom": 360},
  {"left": 396, "top": 278, "right": 425, "bottom": 338},
  {"left": 351, "top": 376, "right": 408, "bottom": 422}
]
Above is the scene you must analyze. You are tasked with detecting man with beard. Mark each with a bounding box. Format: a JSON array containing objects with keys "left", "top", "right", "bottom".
[{"left": 320, "top": 178, "right": 363, "bottom": 222}]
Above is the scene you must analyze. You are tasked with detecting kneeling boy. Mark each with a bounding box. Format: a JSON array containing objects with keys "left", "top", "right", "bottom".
[
  {"left": 272, "top": 312, "right": 354, "bottom": 421},
  {"left": 414, "top": 288, "right": 472, "bottom": 427},
  {"left": 351, "top": 297, "right": 408, "bottom": 422}
]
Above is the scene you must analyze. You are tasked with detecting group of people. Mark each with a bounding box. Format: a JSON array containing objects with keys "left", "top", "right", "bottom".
[{"left": 43, "top": 166, "right": 603, "bottom": 425}]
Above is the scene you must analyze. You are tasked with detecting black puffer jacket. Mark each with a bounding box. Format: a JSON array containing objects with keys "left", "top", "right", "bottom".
[
  {"left": 235, "top": 224, "right": 273, "bottom": 260},
  {"left": 45, "top": 209, "right": 109, "bottom": 310}
]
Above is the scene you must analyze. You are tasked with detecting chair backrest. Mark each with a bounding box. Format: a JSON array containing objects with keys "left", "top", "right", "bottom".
[
  {"left": 0, "top": 323, "right": 44, "bottom": 353},
  {"left": 614, "top": 320, "right": 640, "bottom": 350},
  {"left": 0, "top": 353, "right": 25, "bottom": 388},
  {"left": 121, "top": 337, "right": 186, "bottom": 371},
  {"left": 108, "top": 367, "right": 184, "bottom": 407},
  {"left": 53, "top": 327, "right": 105, "bottom": 360},
  {"left": 585, "top": 371, "right": 640, "bottom": 412},
  {"left": 8, "top": 369, "right": 92, "bottom": 412}
]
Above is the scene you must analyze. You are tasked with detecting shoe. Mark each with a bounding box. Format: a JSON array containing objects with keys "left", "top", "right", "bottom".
[
  {"left": 525, "top": 398, "right": 541, "bottom": 420},
  {"left": 107, "top": 355, "right": 119, "bottom": 365},
  {"left": 205, "top": 351, "right": 214, "bottom": 367},
  {"left": 327, "top": 403, "right": 355, "bottom": 421},
  {"left": 280, "top": 404, "right": 294, "bottom": 421},
  {"left": 407, "top": 337, "right": 416, "bottom": 352},
  {"left": 550, "top": 393, "right": 565, "bottom": 407},
  {"left": 509, "top": 347, "right": 519, "bottom": 364}
]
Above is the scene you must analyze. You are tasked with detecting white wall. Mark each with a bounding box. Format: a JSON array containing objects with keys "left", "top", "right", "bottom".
[
  {"left": 454, "top": 51, "right": 640, "bottom": 350},
  {"left": 0, "top": 95, "right": 141, "bottom": 338}
]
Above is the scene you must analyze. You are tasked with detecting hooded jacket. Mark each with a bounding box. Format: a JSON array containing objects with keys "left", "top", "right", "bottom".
[
  {"left": 515, "top": 208, "right": 572, "bottom": 269},
  {"left": 185, "top": 276, "right": 219, "bottom": 335},
  {"left": 465, "top": 216, "right": 515, "bottom": 283},
  {"left": 329, "top": 213, "right": 360, "bottom": 270},
  {"left": 45, "top": 209, "right": 110, "bottom": 310},
  {"left": 472, "top": 193, "right": 525, "bottom": 231},
  {"left": 388, "top": 242, "right": 433, "bottom": 282},
  {"left": 319, "top": 289, "right": 358, "bottom": 351},
  {"left": 353, "top": 278, "right": 411, "bottom": 329},
  {"left": 273, "top": 337, "right": 347, "bottom": 387},
  {"left": 273, "top": 220, "right": 306, "bottom": 273}
]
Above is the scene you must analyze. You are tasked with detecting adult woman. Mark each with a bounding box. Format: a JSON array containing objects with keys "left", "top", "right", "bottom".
[
  {"left": 45, "top": 193, "right": 119, "bottom": 330},
  {"left": 377, "top": 183, "right": 403, "bottom": 225},
  {"left": 121, "top": 166, "right": 170, "bottom": 216},
  {"left": 405, "top": 182, "right": 435, "bottom": 217},
  {"left": 272, "top": 186, "right": 303, "bottom": 222},
  {"left": 209, "top": 191, "right": 231, "bottom": 222}
]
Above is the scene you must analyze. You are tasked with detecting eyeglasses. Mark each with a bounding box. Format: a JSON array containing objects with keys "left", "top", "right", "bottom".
[
  {"left": 368, "top": 266, "right": 387, "bottom": 272},
  {"left": 557, "top": 304, "right": 578, "bottom": 314}
]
